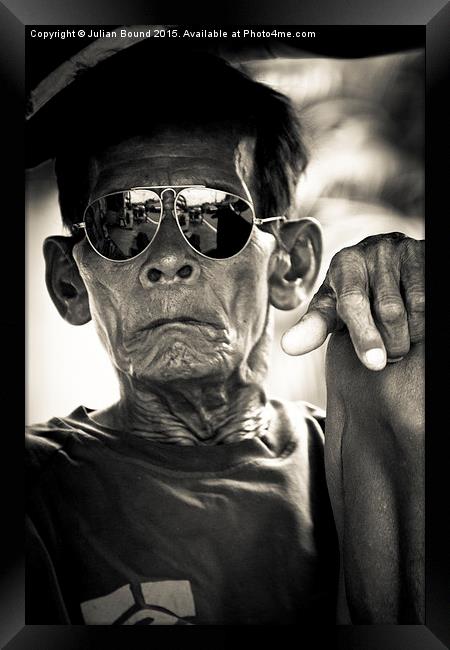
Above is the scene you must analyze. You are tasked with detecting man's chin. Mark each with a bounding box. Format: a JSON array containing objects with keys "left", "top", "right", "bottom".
[{"left": 126, "top": 339, "right": 235, "bottom": 384}]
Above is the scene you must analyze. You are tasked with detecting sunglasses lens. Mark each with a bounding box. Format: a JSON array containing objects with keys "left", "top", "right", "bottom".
[
  {"left": 84, "top": 190, "right": 161, "bottom": 261},
  {"left": 175, "top": 189, "right": 254, "bottom": 258}
]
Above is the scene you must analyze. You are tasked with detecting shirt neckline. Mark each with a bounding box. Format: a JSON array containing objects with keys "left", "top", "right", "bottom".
[{"left": 60, "top": 405, "right": 281, "bottom": 473}]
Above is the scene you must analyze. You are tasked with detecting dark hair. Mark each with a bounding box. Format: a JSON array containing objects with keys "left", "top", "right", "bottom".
[{"left": 52, "top": 46, "right": 307, "bottom": 228}]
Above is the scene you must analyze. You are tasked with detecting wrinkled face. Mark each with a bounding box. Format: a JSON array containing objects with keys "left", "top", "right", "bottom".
[{"left": 72, "top": 124, "right": 278, "bottom": 386}]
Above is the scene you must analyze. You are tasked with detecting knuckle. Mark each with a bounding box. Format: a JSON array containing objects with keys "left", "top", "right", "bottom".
[
  {"left": 329, "top": 247, "right": 363, "bottom": 274},
  {"left": 309, "top": 286, "right": 334, "bottom": 310},
  {"left": 339, "top": 289, "right": 366, "bottom": 302},
  {"left": 387, "top": 232, "right": 407, "bottom": 241},
  {"left": 362, "top": 232, "right": 405, "bottom": 249},
  {"left": 337, "top": 290, "right": 368, "bottom": 315},
  {"left": 375, "top": 299, "right": 405, "bottom": 323},
  {"left": 407, "top": 292, "right": 425, "bottom": 312},
  {"left": 359, "top": 233, "right": 391, "bottom": 246},
  {"left": 401, "top": 237, "right": 424, "bottom": 262}
]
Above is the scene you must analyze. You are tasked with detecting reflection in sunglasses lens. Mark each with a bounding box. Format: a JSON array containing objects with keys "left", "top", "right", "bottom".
[
  {"left": 176, "top": 189, "right": 254, "bottom": 259},
  {"left": 84, "top": 190, "right": 162, "bottom": 261}
]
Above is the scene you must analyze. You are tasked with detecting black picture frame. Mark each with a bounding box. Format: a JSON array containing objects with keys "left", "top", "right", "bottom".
[{"left": 2, "top": 1, "right": 449, "bottom": 647}]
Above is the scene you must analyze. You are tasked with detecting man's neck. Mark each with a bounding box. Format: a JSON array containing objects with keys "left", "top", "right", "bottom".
[{"left": 90, "top": 373, "right": 270, "bottom": 446}]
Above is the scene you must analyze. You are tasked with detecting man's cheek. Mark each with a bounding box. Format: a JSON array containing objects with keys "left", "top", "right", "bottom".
[
  {"left": 76, "top": 259, "right": 134, "bottom": 306},
  {"left": 90, "top": 300, "right": 123, "bottom": 359},
  {"left": 74, "top": 241, "right": 129, "bottom": 292},
  {"left": 84, "top": 285, "right": 133, "bottom": 370},
  {"left": 231, "top": 259, "right": 270, "bottom": 319}
]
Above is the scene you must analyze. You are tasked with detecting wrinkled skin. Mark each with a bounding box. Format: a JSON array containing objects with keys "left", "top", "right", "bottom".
[
  {"left": 49, "top": 124, "right": 425, "bottom": 446},
  {"left": 283, "top": 233, "right": 424, "bottom": 369},
  {"left": 326, "top": 333, "right": 424, "bottom": 623},
  {"left": 69, "top": 127, "right": 277, "bottom": 444},
  {"left": 46, "top": 122, "right": 424, "bottom": 621}
]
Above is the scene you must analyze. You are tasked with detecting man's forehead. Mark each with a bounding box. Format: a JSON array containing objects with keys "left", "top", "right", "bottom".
[
  {"left": 96, "top": 123, "right": 246, "bottom": 157},
  {"left": 90, "top": 128, "right": 256, "bottom": 200}
]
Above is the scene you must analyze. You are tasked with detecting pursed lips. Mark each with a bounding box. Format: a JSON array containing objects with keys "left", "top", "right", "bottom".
[{"left": 144, "top": 317, "right": 224, "bottom": 331}]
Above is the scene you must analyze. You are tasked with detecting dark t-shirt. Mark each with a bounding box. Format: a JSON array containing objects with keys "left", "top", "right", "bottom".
[{"left": 26, "top": 400, "right": 338, "bottom": 625}]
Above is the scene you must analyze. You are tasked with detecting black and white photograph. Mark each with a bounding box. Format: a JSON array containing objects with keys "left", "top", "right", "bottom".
[
  {"left": 23, "top": 26, "right": 428, "bottom": 629},
  {"left": 0, "top": 3, "right": 444, "bottom": 645}
]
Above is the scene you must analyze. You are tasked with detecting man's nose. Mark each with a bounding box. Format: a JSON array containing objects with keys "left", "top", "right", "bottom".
[
  {"left": 138, "top": 192, "right": 201, "bottom": 287},
  {"left": 140, "top": 250, "right": 201, "bottom": 286}
]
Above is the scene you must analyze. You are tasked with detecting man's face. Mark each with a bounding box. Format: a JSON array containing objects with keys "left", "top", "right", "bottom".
[{"left": 72, "top": 124, "right": 279, "bottom": 386}]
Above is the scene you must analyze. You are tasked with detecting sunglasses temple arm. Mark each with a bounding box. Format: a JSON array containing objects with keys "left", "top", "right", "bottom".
[{"left": 254, "top": 216, "right": 286, "bottom": 225}]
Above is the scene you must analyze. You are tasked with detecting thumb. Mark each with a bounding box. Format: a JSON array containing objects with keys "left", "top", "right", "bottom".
[{"left": 281, "top": 288, "right": 337, "bottom": 356}]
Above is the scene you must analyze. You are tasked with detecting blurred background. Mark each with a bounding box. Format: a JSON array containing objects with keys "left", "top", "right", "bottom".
[{"left": 26, "top": 49, "right": 424, "bottom": 424}]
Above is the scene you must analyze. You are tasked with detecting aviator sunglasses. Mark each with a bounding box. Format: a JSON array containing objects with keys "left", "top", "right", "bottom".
[{"left": 72, "top": 186, "right": 286, "bottom": 262}]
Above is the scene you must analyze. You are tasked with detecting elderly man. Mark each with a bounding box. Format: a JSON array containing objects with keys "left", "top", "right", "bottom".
[{"left": 26, "top": 42, "right": 424, "bottom": 625}]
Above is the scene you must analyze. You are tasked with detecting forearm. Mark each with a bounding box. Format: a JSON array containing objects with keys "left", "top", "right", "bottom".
[{"left": 325, "top": 332, "right": 424, "bottom": 623}]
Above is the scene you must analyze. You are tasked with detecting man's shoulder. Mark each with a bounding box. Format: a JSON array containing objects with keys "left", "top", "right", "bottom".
[{"left": 26, "top": 407, "right": 89, "bottom": 478}]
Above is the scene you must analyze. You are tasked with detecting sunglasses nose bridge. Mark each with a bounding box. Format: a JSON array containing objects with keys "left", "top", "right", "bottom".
[
  {"left": 148, "top": 192, "right": 195, "bottom": 253},
  {"left": 160, "top": 188, "right": 177, "bottom": 219}
]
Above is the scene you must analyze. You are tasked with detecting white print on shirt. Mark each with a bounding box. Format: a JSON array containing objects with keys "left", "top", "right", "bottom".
[{"left": 80, "top": 580, "right": 196, "bottom": 625}]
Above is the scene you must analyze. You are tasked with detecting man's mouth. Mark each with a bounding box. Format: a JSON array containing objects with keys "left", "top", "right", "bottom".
[{"left": 145, "top": 317, "right": 222, "bottom": 331}]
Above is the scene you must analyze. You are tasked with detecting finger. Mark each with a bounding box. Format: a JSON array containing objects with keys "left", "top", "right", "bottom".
[
  {"left": 371, "top": 270, "right": 411, "bottom": 361},
  {"left": 281, "top": 284, "right": 337, "bottom": 356},
  {"left": 401, "top": 244, "right": 425, "bottom": 344},
  {"left": 327, "top": 249, "right": 387, "bottom": 370},
  {"left": 335, "top": 289, "right": 387, "bottom": 370}
]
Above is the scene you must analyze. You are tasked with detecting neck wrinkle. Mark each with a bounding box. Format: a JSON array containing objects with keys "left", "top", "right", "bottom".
[
  {"left": 114, "top": 373, "right": 270, "bottom": 446},
  {"left": 90, "top": 311, "right": 274, "bottom": 446}
]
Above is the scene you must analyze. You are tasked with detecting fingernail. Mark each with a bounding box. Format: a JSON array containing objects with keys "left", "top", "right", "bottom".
[
  {"left": 281, "top": 328, "right": 298, "bottom": 353},
  {"left": 364, "top": 348, "right": 386, "bottom": 370}
]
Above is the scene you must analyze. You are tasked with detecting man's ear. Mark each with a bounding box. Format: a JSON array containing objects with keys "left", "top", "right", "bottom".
[
  {"left": 43, "top": 236, "right": 91, "bottom": 325},
  {"left": 268, "top": 218, "right": 322, "bottom": 311}
]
